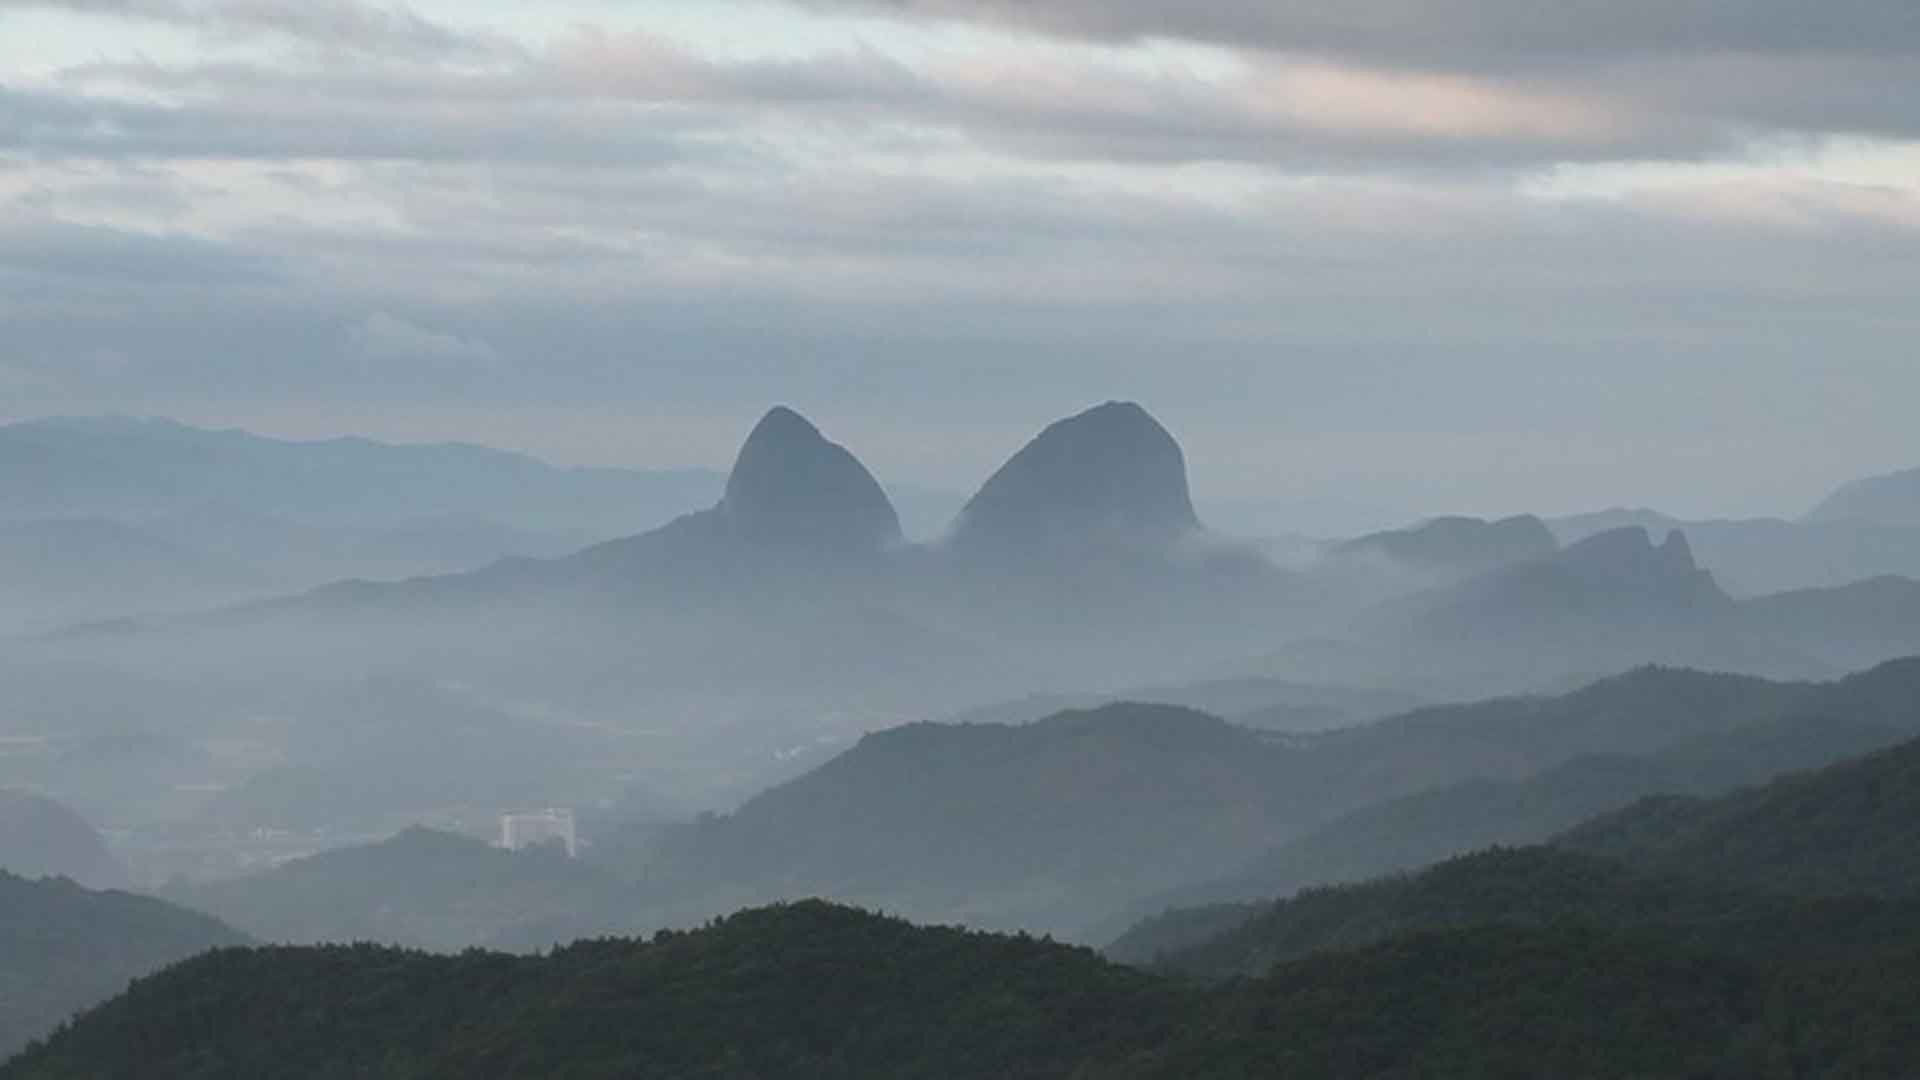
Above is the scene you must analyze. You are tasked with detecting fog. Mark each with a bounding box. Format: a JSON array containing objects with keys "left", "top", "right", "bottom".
[{"left": 2, "top": 397, "right": 1918, "bottom": 956}]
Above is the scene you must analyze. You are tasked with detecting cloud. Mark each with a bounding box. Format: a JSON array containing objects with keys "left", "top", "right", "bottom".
[
  {"left": 802, "top": 0, "right": 1920, "bottom": 65},
  {"left": 346, "top": 311, "right": 496, "bottom": 365},
  {"left": 0, "top": 0, "right": 514, "bottom": 59}
]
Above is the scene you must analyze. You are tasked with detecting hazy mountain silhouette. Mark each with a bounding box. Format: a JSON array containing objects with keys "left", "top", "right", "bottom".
[
  {"left": 1334, "top": 514, "right": 1557, "bottom": 576},
  {"left": 164, "top": 827, "right": 637, "bottom": 952},
  {"left": 1741, "top": 575, "right": 1920, "bottom": 670},
  {"left": 610, "top": 703, "right": 1302, "bottom": 938},
  {"left": 1807, "top": 464, "right": 1920, "bottom": 527},
  {"left": 1265, "top": 525, "right": 1807, "bottom": 695},
  {"left": 1551, "top": 507, "right": 1920, "bottom": 596},
  {"left": 0, "top": 415, "right": 718, "bottom": 534},
  {"left": 1560, "top": 700, "right": 1920, "bottom": 899},
  {"left": 0, "top": 790, "right": 127, "bottom": 890},
  {"left": 1105, "top": 658, "right": 1920, "bottom": 937},
  {"left": 948, "top": 401, "right": 1200, "bottom": 559},
  {"left": 715, "top": 406, "right": 904, "bottom": 553}
]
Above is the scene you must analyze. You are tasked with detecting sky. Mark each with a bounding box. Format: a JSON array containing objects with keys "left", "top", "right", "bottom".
[{"left": 2, "top": 0, "right": 1918, "bottom": 529}]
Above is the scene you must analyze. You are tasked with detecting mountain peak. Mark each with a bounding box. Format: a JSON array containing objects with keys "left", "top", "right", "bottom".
[
  {"left": 719, "top": 407, "right": 902, "bottom": 553},
  {"left": 950, "top": 401, "right": 1200, "bottom": 556}
]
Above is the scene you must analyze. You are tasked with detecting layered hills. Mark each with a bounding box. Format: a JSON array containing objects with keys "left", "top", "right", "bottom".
[
  {"left": 1124, "top": 658, "right": 1920, "bottom": 923},
  {"left": 0, "top": 872, "right": 246, "bottom": 1059},
  {"left": 1562, "top": 721, "right": 1920, "bottom": 898}
]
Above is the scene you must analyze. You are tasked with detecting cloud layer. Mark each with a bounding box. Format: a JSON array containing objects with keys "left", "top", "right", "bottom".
[{"left": 2, "top": 0, "right": 1917, "bottom": 517}]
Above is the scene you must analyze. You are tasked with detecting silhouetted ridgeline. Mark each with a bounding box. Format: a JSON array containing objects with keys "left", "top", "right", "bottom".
[
  {"left": 0, "top": 872, "right": 246, "bottom": 1060},
  {"left": 1107, "top": 657, "right": 1920, "bottom": 931},
  {"left": 12, "top": 898, "right": 1920, "bottom": 1079}
]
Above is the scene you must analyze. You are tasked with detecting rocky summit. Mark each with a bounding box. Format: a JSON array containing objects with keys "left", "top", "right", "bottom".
[
  {"left": 950, "top": 401, "right": 1200, "bottom": 557},
  {"left": 716, "top": 407, "right": 902, "bottom": 554}
]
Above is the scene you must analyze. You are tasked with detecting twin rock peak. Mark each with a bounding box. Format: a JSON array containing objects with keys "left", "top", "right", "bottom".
[{"left": 716, "top": 401, "right": 1201, "bottom": 556}]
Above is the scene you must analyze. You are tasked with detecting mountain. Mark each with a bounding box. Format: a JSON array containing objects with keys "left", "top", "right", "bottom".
[
  {"left": 712, "top": 406, "right": 903, "bottom": 554},
  {"left": 1334, "top": 514, "right": 1557, "bottom": 576},
  {"left": 607, "top": 703, "right": 1305, "bottom": 938},
  {"left": 1296, "top": 525, "right": 1812, "bottom": 695},
  {"left": 0, "top": 871, "right": 246, "bottom": 1059},
  {"left": 162, "top": 827, "right": 638, "bottom": 951},
  {"left": 1808, "top": 464, "right": 1920, "bottom": 527},
  {"left": 1742, "top": 575, "right": 1920, "bottom": 671},
  {"left": 1560, "top": 719, "right": 1920, "bottom": 899},
  {"left": 1115, "top": 847, "right": 1920, "bottom": 977},
  {"left": 1419, "top": 526, "right": 1732, "bottom": 630},
  {"left": 592, "top": 664, "right": 1874, "bottom": 939},
  {"left": 0, "top": 790, "right": 127, "bottom": 890},
  {"left": 1550, "top": 507, "right": 1920, "bottom": 597},
  {"left": 1112, "top": 657, "right": 1920, "bottom": 931},
  {"left": 948, "top": 401, "right": 1200, "bottom": 558},
  {"left": 937, "top": 676, "right": 1423, "bottom": 733},
  {"left": 15, "top": 899, "right": 1920, "bottom": 1079},
  {"left": 0, "top": 415, "right": 719, "bottom": 536}
]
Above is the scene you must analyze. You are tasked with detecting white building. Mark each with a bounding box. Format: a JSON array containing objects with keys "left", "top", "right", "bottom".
[{"left": 498, "top": 808, "right": 577, "bottom": 857}]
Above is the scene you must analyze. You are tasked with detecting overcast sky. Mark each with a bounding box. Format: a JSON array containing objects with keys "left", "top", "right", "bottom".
[{"left": 2, "top": 0, "right": 1917, "bottom": 528}]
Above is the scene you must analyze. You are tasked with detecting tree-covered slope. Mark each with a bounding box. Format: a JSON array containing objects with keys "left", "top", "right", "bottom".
[
  {"left": 0, "top": 872, "right": 247, "bottom": 1059},
  {"left": 4, "top": 902, "right": 1176, "bottom": 1080},
  {"left": 1107, "top": 656, "right": 1920, "bottom": 945},
  {"left": 1561, "top": 726, "right": 1920, "bottom": 899},
  {"left": 1121, "top": 847, "right": 1920, "bottom": 978},
  {"left": 14, "top": 898, "right": 1920, "bottom": 1079}
]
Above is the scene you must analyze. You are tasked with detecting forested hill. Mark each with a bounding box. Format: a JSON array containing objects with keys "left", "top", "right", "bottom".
[
  {"left": 1104, "top": 657, "right": 1920, "bottom": 930},
  {"left": 1119, "top": 846, "right": 1920, "bottom": 978},
  {"left": 1560, "top": 721, "right": 1920, "bottom": 898},
  {"left": 13, "top": 898, "right": 1920, "bottom": 1079},
  {"left": 0, "top": 872, "right": 247, "bottom": 1059}
]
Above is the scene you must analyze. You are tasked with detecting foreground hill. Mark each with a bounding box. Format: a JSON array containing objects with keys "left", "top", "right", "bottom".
[
  {"left": 13, "top": 897, "right": 1920, "bottom": 1079},
  {"left": 1118, "top": 846, "right": 1920, "bottom": 978},
  {"left": 0, "top": 872, "right": 246, "bottom": 1059}
]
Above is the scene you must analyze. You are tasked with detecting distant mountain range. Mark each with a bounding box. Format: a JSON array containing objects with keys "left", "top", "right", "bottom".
[
  {"left": 0, "top": 415, "right": 726, "bottom": 630},
  {"left": 1806, "top": 464, "right": 1920, "bottom": 527}
]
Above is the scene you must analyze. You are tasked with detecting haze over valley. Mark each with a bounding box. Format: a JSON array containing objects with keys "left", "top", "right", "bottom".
[{"left": 7, "top": 0, "right": 1920, "bottom": 1072}]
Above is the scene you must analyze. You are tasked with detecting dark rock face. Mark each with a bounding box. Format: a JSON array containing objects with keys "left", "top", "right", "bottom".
[
  {"left": 717, "top": 407, "right": 902, "bottom": 554},
  {"left": 950, "top": 402, "right": 1200, "bottom": 557}
]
